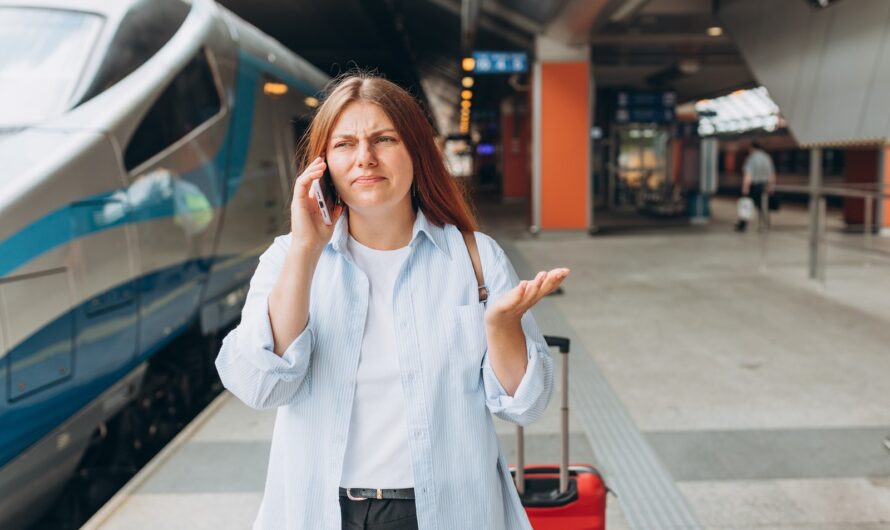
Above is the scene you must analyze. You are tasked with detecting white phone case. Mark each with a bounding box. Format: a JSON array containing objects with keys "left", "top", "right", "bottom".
[{"left": 310, "top": 179, "right": 332, "bottom": 225}]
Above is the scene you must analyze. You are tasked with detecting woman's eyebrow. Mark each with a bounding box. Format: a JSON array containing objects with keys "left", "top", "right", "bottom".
[{"left": 331, "top": 128, "right": 398, "bottom": 140}]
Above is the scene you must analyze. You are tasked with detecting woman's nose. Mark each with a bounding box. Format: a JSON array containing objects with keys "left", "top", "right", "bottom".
[{"left": 356, "top": 141, "right": 377, "bottom": 167}]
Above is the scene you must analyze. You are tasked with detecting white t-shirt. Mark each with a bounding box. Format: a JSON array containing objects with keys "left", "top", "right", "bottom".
[{"left": 339, "top": 234, "right": 414, "bottom": 489}]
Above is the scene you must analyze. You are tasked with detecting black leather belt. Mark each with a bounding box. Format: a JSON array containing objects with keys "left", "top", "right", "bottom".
[{"left": 339, "top": 487, "right": 415, "bottom": 501}]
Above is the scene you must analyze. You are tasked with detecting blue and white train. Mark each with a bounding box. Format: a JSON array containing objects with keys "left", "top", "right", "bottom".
[{"left": 0, "top": 0, "right": 327, "bottom": 527}]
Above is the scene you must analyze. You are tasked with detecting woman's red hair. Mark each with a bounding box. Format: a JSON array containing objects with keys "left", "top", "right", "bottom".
[{"left": 294, "top": 73, "right": 478, "bottom": 232}]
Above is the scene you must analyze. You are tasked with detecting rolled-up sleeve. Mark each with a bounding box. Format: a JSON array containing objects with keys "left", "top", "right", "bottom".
[
  {"left": 215, "top": 235, "right": 313, "bottom": 410},
  {"left": 480, "top": 244, "right": 554, "bottom": 426}
]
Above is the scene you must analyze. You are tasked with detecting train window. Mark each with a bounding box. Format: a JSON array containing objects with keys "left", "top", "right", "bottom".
[
  {"left": 0, "top": 7, "right": 103, "bottom": 127},
  {"left": 124, "top": 50, "right": 221, "bottom": 170},
  {"left": 76, "top": 0, "right": 190, "bottom": 105}
]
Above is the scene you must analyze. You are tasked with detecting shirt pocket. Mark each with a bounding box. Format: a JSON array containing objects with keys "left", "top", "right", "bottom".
[{"left": 447, "top": 302, "right": 487, "bottom": 392}]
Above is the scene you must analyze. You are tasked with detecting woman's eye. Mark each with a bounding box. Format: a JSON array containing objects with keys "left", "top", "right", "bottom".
[
  {"left": 377, "top": 136, "right": 396, "bottom": 143},
  {"left": 334, "top": 142, "right": 349, "bottom": 148}
]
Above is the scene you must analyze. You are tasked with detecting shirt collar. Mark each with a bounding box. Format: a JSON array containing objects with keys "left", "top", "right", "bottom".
[{"left": 329, "top": 208, "right": 450, "bottom": 258}]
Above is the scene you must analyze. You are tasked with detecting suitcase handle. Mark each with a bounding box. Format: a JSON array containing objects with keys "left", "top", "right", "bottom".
[
  {"left": 515, "top": 335, "right": 570, "bottom": 496},
  {"left": 544, "top": 335, "right": 570, "bottom": 353}
]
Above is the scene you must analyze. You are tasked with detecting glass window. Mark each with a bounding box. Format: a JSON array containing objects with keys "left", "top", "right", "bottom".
[
  {"left": 0, "top": 7, "right": 103, "bottom": 127},
  {"left": 77, "top": 0, "right": 190, "bottom": 105},
  {"left": 124, "top": 51, "right": 221, "bottom": 171}
]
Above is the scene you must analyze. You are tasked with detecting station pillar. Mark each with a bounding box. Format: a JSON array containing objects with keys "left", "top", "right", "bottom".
[
  {"left": 531, "top": 35, "right": 591, "bottom": 232},
  {"left": 881, "top": 145, "right": 890, "bottom": 236}
]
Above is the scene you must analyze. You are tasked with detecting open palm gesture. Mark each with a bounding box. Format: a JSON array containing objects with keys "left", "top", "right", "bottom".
[{"left": 485, "top": 268, "right": 570, "bottom": 325}]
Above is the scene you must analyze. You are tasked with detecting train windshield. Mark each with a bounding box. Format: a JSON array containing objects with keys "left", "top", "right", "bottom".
[{"left": 0, "top": 7, "right": 104, "bottom": 128}]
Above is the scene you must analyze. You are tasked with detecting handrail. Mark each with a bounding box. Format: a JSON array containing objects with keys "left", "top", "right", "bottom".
[
  {"left": 753, "top": 184, "right": 887, "bottom": 283},
  {"left": 772, "top": 184, "right": 890, "bottom": 200}
]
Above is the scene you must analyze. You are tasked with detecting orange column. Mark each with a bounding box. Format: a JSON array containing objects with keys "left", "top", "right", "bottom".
[
  {"left": 532, "top": 38, "right": 591, "bottom": 231},
  {"left": 882, "top": 145, "right": 890, "bottom": 233}
]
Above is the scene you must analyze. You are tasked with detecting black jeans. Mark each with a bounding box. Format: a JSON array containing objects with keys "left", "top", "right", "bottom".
[{"left": 340, "top": 497, "right": 418, "bottom": 530}]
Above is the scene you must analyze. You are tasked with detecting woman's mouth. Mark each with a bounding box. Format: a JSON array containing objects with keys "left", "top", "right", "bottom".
[{"left": 353, "top": 176, "right": 385, "bottom": 185}]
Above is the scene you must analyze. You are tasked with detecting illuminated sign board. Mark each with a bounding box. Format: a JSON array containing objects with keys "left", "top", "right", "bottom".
[{"left": 472, "top": 51, "right": 528, "bottom": 74}]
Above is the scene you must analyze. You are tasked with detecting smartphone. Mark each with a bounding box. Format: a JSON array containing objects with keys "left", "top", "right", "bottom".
[{"left": 310, "top": 177, "right": 332, "bottom": 225}]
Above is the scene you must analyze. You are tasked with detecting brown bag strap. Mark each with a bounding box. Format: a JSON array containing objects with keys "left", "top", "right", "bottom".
[{"left": 461, "top": 231, "right": 488, "bottom": 304}]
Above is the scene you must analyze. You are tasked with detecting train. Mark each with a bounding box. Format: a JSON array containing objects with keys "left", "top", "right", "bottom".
[{"left": 0, "top": 0, "right": 328, "bottom": 527}]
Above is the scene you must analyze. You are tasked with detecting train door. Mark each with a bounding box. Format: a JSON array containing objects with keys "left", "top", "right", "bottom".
[
  {"left": 199, "top": 66, "right": 298, "bottom": 336},
  {"left": 68, "top": 134, "right": 141, "bottom": 378},
  {"left": 121, "top": 49, "right": 226, "bottom": 356},
  {"left": 268, "top": 89, "right": 300, "bottom": 205}
]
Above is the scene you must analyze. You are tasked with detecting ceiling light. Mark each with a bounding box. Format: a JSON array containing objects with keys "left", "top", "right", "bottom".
[
  {"left": 677, "top": 58, "right": 700, "bottom": 75},
  {"left": 462, "top": 77, "right": 474, "bottom": 88},
  {"left": 303, "top": 96, "right": 319, "bottom": 108},
  {"left": 461, "top": 100, "right": 471, "bottom": 109},
  {"left": 461, "top": 90, "right": 473, "bottom": 100},
  {"left": 264, "top": 82, "right": 288, "bottom": 96},
  {"left": 462, "top": 57, "right": 475, "bottom": 72},
  {"left": 707, "top": 26, "right": 723, "bottom": 37}
]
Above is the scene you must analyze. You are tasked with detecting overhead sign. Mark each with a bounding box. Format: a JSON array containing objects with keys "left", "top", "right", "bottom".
[
  {"left": 472, "top": 51, "right": 528, "bottom": 74},
  {"left": 615, "top": 90, "right": 676, "bottom": 124}
]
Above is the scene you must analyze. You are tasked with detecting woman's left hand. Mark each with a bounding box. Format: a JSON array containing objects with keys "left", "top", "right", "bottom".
[{"left": 485, "top": 268, "right": 570, "bottom": 325}]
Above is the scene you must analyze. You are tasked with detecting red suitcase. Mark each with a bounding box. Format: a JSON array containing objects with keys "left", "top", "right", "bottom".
[{"left": 509, "top": 336, "right": 607, "bottom": 530}]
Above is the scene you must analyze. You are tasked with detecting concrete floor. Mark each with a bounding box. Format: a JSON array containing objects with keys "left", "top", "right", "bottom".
[{"left": 480, "top": 196, "right": 890, "bottom": 529}]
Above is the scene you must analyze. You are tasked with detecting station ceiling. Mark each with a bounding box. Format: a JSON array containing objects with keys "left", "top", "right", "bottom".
[{"left": 218, "top": 0, "right": 755, "bottom": 134}]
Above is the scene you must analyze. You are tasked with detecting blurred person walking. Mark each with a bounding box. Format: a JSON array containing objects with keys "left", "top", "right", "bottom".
[{"left": 735, "top": 141, "right": 776, "bottom": 232}]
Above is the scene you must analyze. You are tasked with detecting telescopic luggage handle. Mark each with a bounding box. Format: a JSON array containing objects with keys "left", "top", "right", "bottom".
[{"left": 515, "top": 335, "right": 570, "bottom": 496}]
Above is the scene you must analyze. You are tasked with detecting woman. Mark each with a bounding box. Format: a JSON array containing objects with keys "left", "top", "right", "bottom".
[{"left": 216, "top": 73, "right": 569, "bottom": 529}]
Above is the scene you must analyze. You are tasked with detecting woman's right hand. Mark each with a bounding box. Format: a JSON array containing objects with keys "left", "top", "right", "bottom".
[{"left": 290, "top": 156, "right": 344, "bottom": 257}]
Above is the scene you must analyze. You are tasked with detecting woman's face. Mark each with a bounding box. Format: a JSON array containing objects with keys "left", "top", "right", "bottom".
[{"left": 325, "top": 101, "right": 414, "bottom": 215}]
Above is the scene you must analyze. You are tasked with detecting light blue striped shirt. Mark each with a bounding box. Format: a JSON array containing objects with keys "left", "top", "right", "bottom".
[{"left": 215, "top": 208, "right": 554, "bottom": 529}]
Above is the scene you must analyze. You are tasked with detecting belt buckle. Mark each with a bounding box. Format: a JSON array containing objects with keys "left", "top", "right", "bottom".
[
  {"left": 346, "top": 488, "right": 383, "bottom": 501},
  {"left": 346, "top": 488, "right": 367, "bottom": 501}
]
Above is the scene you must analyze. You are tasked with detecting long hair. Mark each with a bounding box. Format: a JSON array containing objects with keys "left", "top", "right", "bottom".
[{"left": 293, "top": 73, "right": 478, "bottom": 232}]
